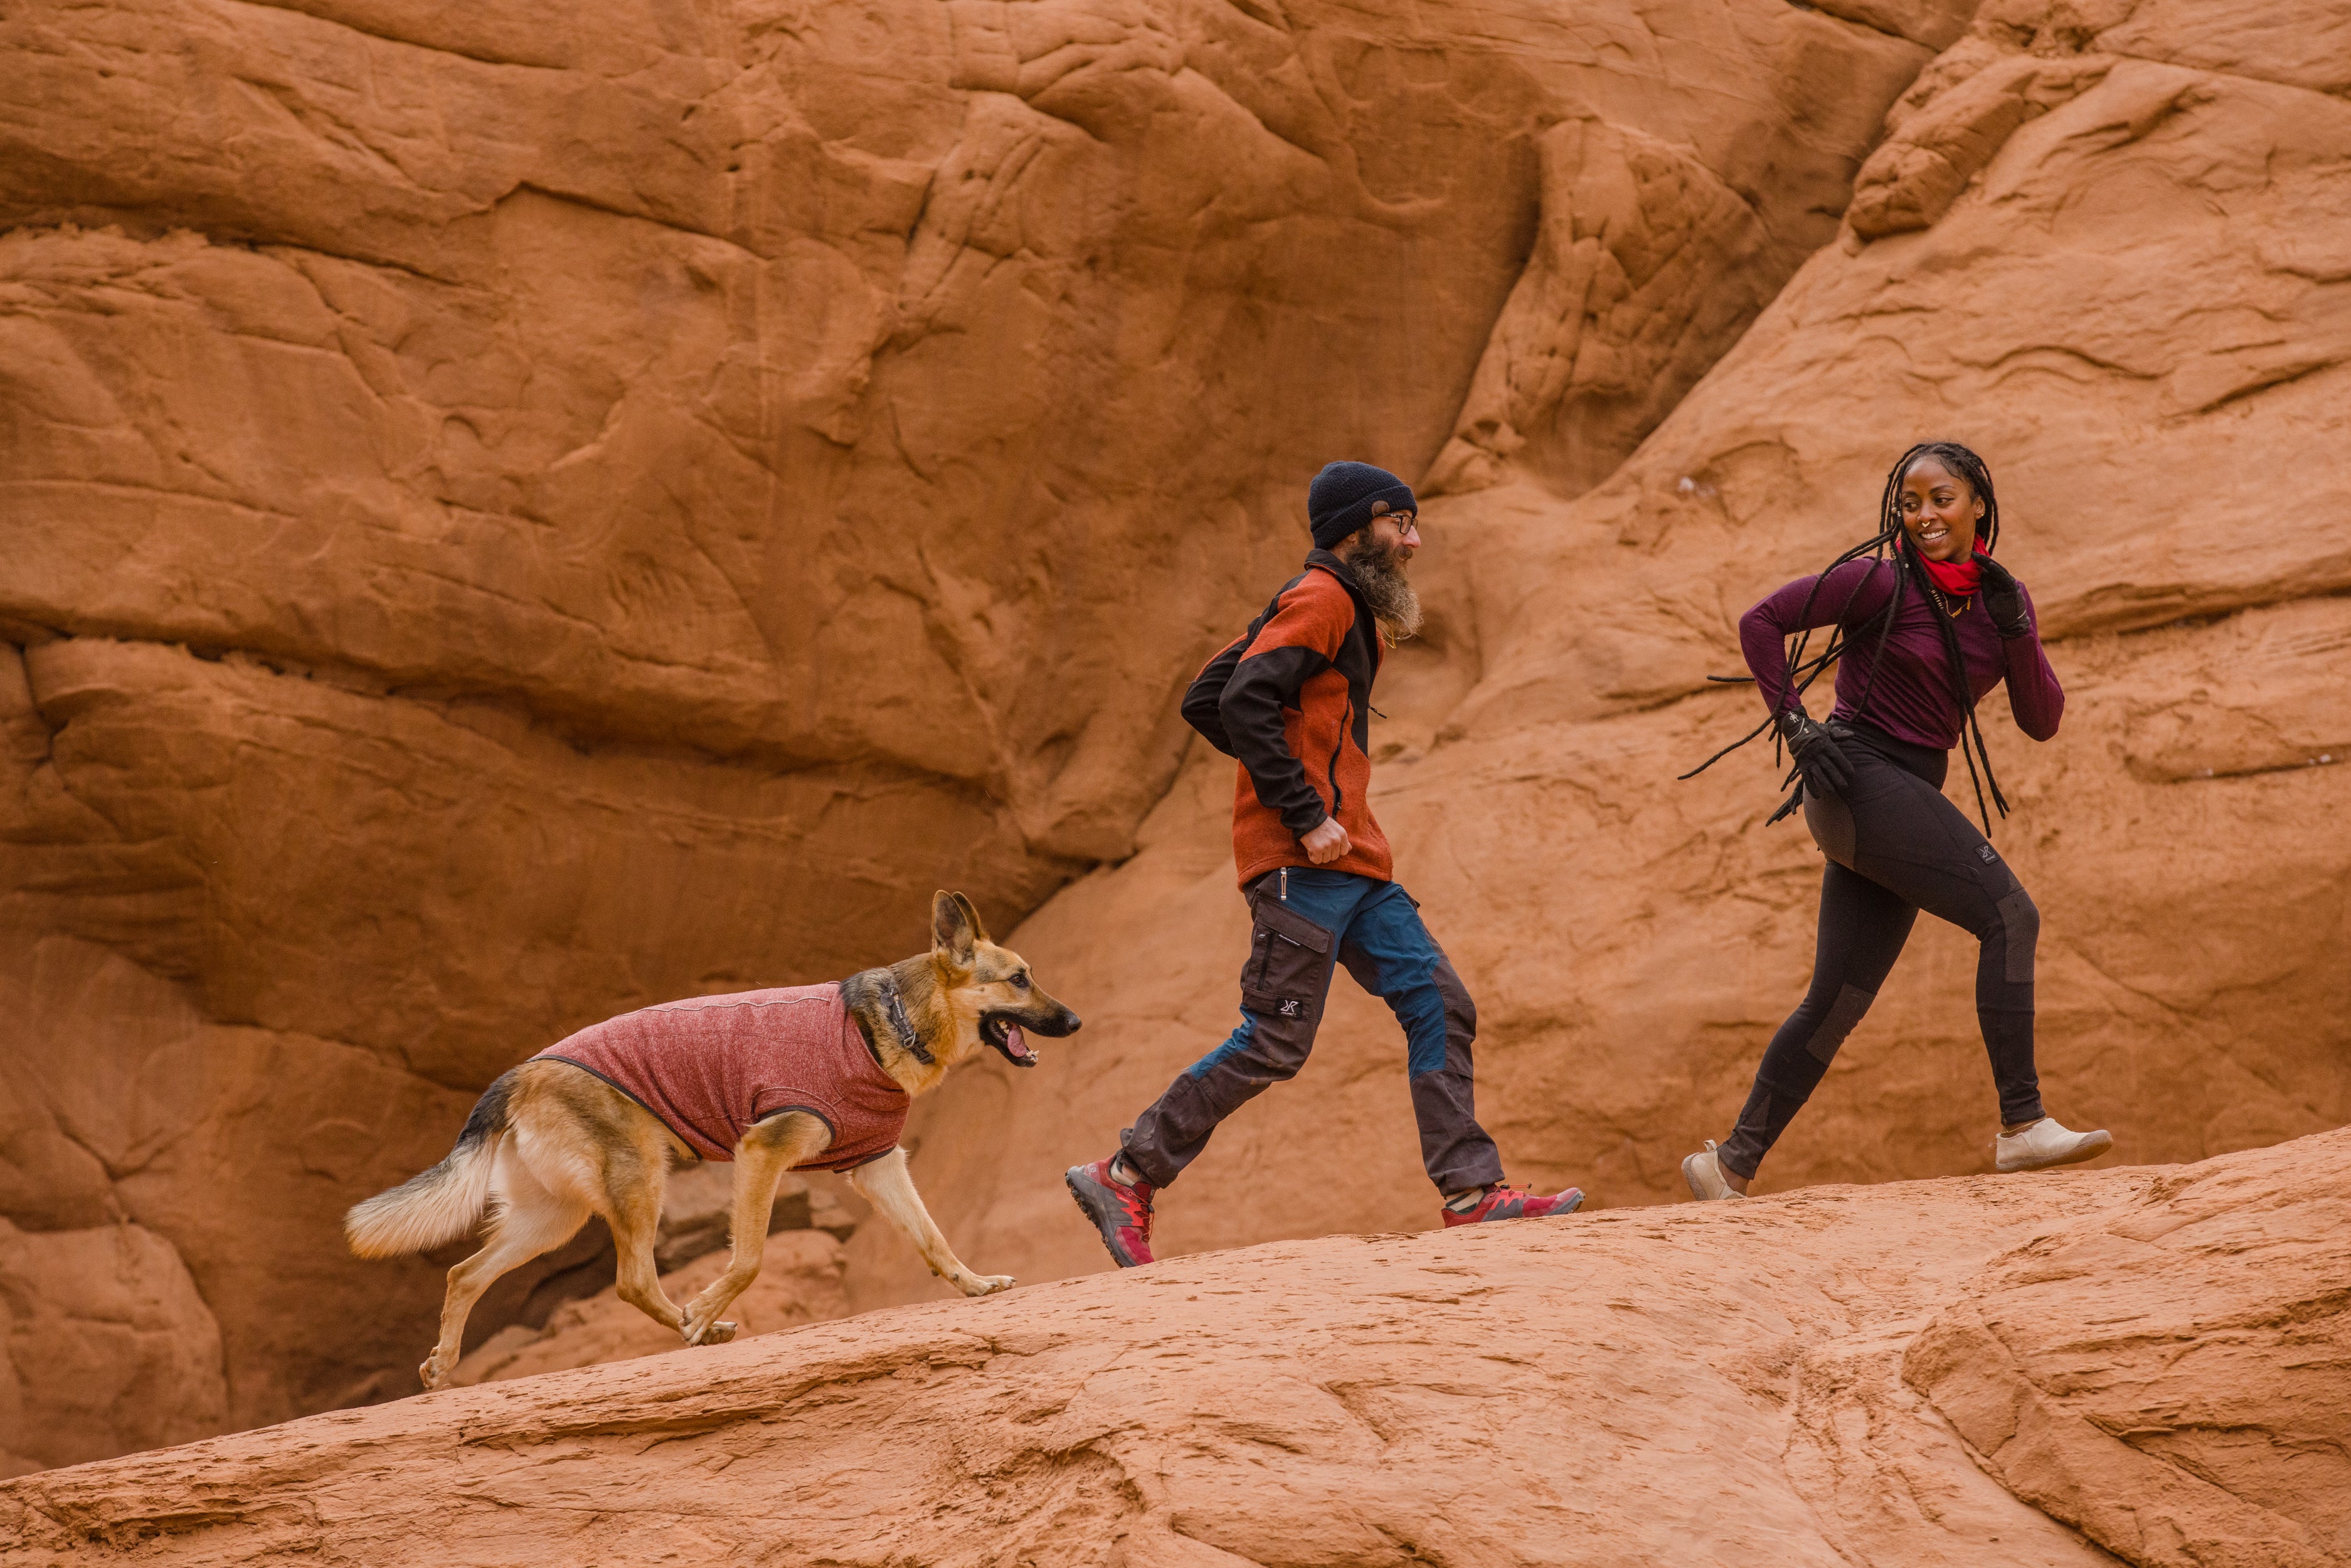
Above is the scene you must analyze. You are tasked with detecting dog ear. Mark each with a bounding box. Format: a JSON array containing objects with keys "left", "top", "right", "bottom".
[
  {"left": 949, "top": 891, "right": 992, "bottom": 947},
  {"left": 931, "top": 889, "right": 977, "bottom": 968}
]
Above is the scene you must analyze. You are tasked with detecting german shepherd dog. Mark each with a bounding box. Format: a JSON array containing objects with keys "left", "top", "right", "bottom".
[{"left": 348, "top": 892, "right": 1080, "bottom": 1390}]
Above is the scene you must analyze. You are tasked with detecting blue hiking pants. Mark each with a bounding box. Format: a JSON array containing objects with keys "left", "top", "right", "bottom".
[{"left": 1120, "top": 868, "right": 1504, "bottom": 1193}]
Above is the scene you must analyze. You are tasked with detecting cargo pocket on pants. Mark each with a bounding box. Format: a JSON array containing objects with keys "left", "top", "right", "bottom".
[{"left": 1241, "top": 894, "right": 1334, "bottom": 1025}]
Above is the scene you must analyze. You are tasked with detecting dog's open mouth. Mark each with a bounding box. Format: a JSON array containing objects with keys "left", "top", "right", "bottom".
[{"left": 981, "top": 1014, "right": 1038, "bottom": 1068}]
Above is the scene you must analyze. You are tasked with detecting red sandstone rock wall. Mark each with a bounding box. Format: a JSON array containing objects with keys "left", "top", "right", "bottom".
[
  {"left": 849, "top": 0, "right": 2351, "bottom": 1305},
  {"left": 1, "top": 0, "right": 1962, "bottom": 1465},
  {"left": 6, "top": 1128, "right": 2344, "bottom": 1565},
  {"left": 4, "top": 0, "right": 2345, "bottom": 1476}
]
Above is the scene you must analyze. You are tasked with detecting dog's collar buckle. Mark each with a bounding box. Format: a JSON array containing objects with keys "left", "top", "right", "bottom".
[{"left": 879, "top": 975, "right": 933, "bottom": 1066}]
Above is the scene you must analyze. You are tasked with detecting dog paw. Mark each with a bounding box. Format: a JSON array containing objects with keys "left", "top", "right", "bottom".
[
  {"left": 418, "top": 1357, "right": 452, "bottom": 1392},
  {"left": 959, "top": 1273, "right": 1016, "bottom": 1298},
  {"left": 681, "top": 1310, "right": 740, "bottom": 1347}
]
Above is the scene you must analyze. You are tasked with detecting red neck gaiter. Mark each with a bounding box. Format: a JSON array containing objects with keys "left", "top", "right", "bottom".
[{"left": 1917, "top": 538, "right": 1991, "bottom": 600}]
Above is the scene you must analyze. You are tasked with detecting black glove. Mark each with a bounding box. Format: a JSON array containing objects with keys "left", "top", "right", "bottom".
[
  {"left": 1975, "top": 556, "right": 2031, "bottom": 640},
  {"left": 1775, "top": 707, "right": 1853, "bottom": 800}
]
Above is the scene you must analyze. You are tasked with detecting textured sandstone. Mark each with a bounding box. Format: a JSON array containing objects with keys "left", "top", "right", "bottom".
[
  {"left": 5, "top": 0, "right": 2347, "bottom": 1488},
  {"left": 1906, "top": 1145, "right": 2351, "bottom": 1566},
  {"left": 4, "top": 1131, "right": 2343, "bottom": 1565},
  {"left": 0, "top": 1218, "right": 224, "bottom": 1478},
  {"left": 450, "top": 1228, "right": 849, "bottom": 1388},
  {"left": 1, "top": 0, "right": 1958, "bottom": 1460},
  {"left": 853, "top": 0, "right": 2351, "bottom": 1303}
]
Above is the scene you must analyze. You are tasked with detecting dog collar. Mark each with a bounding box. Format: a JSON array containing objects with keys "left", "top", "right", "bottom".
[{"left": 878, "top": 973, "right": 934, "bottom": 1066}]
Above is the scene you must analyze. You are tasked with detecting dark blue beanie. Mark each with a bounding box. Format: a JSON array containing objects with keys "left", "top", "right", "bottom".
[{"left": 1307, "top": 461, "right": 1416, "bottom": 550}]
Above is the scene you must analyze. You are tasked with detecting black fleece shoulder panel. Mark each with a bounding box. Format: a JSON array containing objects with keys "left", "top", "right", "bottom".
[{"left": 1220, "top": 643, "right": 1334, "bottom": 836}]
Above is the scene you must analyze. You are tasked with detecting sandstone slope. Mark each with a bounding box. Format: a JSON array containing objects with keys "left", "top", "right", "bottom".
[
  {"left": 0, "top": 0, "right": 1960, "bottom": 1460},
  {"left": 449, "top": 1229, "right": 849, "bottom": 1389},
  {"left": 7, "top": 1128, "right": 2346, "bottom": 1565},
  {"left": 852, "top": 0, "right": 2351, "bottom": 1305}
]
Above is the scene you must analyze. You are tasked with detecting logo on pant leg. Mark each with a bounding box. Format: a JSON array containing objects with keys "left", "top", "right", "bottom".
[
  {"left": 1278, "top": 999, "right": 1300, "bottom": 1017},
  {"left": 1978, "top": 845, "right": 1998, "bottom": 863}
]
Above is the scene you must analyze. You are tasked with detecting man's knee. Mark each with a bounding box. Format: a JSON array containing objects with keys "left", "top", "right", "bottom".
[
  {"left": 1431, "top": 956, "right": 1477, "bottom": 1041},
  {"left": 1241, "top": 1014, "right": 1317, "bottom": 1082},
  {"left": 1391, "top": 959, "right": 1477, "bottom": 1080},
  {"left": 1192, "top": 1012, "right": 1315, "bottom": 1084}
]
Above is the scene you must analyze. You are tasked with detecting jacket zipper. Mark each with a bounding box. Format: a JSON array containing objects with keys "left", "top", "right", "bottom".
[
  {"left": 1326, "top": 699, "right": 1349, "bottom": 819},
  {"left": 1279, "top": 867, "right": 1288, "bottom": 902}
]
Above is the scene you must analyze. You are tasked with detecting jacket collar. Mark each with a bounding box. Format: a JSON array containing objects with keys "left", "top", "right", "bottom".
[
  {"left": 1303, "top": 548, "right": 1385, "bottom": 667},
  {"left": 1305, "top": 548, "right": 1371, "bottom": 607}
]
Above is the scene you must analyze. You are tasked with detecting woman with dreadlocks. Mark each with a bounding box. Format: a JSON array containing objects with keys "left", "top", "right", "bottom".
[{"left": 1680, "top": 442, "right": 2111, "bottom": 1200}]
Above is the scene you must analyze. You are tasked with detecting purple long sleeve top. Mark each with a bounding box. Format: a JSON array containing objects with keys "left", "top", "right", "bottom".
[{"left": 1738, "top": 559, "right": 2064, "bottom": 750}]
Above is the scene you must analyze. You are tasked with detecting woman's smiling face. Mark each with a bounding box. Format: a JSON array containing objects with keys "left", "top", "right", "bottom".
[{"left": 1899, "top": 455, "right": 1985, "bottom": 562}]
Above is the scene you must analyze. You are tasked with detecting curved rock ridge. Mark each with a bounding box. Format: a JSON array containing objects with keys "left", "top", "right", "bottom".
[
  {"left": 0, "top": 0, "right": 1953, "bottom": 1458},
  {"left": 5, "top": 1130, "right": 2345, "bottom": 1566}
]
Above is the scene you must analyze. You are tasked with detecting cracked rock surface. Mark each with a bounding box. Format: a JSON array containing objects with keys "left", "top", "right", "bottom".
[{"left": 5, "top": 1129, "right": 2345, "bottom": 1565}]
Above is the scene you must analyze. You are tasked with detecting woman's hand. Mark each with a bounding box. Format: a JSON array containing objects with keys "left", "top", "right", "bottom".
[
  {"left": 1975, "top": 556, "right": 2032, "bottom": 640},
  {"left": 1775, "top": 708, "right": 1854, "bottom": 799}
]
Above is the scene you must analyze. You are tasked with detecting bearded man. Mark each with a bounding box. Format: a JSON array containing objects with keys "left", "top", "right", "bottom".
[{"left": 1066, "top": 461, "right": 1586, "bottom": 1266}]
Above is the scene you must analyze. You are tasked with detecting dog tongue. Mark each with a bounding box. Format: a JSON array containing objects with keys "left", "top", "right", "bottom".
[{"left": 1004, "top": 1024, "right": 1032, "bottom": 1061}]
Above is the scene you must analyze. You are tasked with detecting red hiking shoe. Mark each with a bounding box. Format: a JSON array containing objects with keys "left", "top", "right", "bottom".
[
  {"left": 1441, "top": 1184, "right": 1585, "bottom": 1227},
  {"left": 1067, "top": 1157, "right": 1156, "bottom": 1267}
]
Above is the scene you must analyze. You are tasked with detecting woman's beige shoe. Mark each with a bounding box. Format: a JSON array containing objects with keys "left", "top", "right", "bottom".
[
  {"left": 1995, "top": 1117, "right": 2113, "bottom": 1173},
  {"left": 1682, "top": 1140, "right": 1745, "bottom": 1201}
]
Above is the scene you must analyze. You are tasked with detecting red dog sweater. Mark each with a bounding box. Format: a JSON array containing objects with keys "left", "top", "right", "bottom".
[{"left": 536, "top": 983, "right": 908, "bottom": 1170}]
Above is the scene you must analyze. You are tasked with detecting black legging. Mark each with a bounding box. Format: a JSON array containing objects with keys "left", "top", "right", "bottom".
[{"left": 1718, "top": 724, "right": 2045, "bottom": 1180}]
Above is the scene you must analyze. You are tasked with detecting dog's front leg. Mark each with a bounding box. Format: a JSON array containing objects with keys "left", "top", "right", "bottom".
[
  {"left": 679, "top": 1111, "right": 832, "bottom": 1347},
  {"left": 849, "top": 1147, "right": 1014, "bottom": 1297}
]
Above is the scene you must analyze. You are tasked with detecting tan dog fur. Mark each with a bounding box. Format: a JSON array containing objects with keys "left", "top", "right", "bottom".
[{"left": 347, "top": 892, "right": 1080, "bottom": 1390}]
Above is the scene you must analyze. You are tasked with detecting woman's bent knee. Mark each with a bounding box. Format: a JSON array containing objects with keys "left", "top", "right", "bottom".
[{"left": 1988, "top": 886, "right": 2039, "bottom": 985}]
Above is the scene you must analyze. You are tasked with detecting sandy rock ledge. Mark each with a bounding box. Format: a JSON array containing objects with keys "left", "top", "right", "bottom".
[{"left": 4, "top": 1127, "right": 2343, "bottom": 1567}]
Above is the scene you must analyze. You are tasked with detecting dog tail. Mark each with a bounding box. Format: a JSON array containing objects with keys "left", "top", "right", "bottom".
[{"left": 345, "top": 1069, "right": 517, "bottom": 1258}]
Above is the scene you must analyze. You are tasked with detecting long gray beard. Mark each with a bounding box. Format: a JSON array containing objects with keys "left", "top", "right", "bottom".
[{"left": 1349, "top": 542, "right": 1423, "bottom": 640}]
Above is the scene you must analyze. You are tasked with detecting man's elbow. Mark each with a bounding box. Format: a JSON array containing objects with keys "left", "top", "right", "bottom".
[
  {"left": 1217, "top": 681, "right": 1261, "bottom": 731},
  {"left": 1181, "top": 687, "right": 1222, "bottom": 734}
]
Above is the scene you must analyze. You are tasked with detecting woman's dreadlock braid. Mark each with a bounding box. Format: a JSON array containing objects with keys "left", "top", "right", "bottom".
[{"left": 1682, "top": 440, "right": 2012, "bottom": 837}]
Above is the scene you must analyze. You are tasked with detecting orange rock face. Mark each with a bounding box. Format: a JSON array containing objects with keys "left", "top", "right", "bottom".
[
  {"left": 6, "top": 1130, "right": 2344, "bottom": 1564},
  {"left": 854, "top": 0, "right": 2351, "bottom": 1305},
  {"left": 3, "top": 0, "right": 2347, "bottom": 1488},
  {"left": 0, "top": 0, "right": 1962, "bottom": 1460}
]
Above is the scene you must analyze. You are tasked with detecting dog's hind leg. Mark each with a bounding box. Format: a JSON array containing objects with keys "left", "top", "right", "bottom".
[
  {"left": 677, "top": 1111, "right": 833, "bottom": 1347},
  {"left": 850, "top": 1147, "right": 1014, "bottom": 1298},
  {"left": 421, "top": 1148, "right": 589, "bottom": 1391}
]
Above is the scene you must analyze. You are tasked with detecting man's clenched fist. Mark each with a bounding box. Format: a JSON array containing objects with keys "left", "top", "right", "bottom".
[{"left": 1301, "top": 817, "right": 1352, "bottom": 864}]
